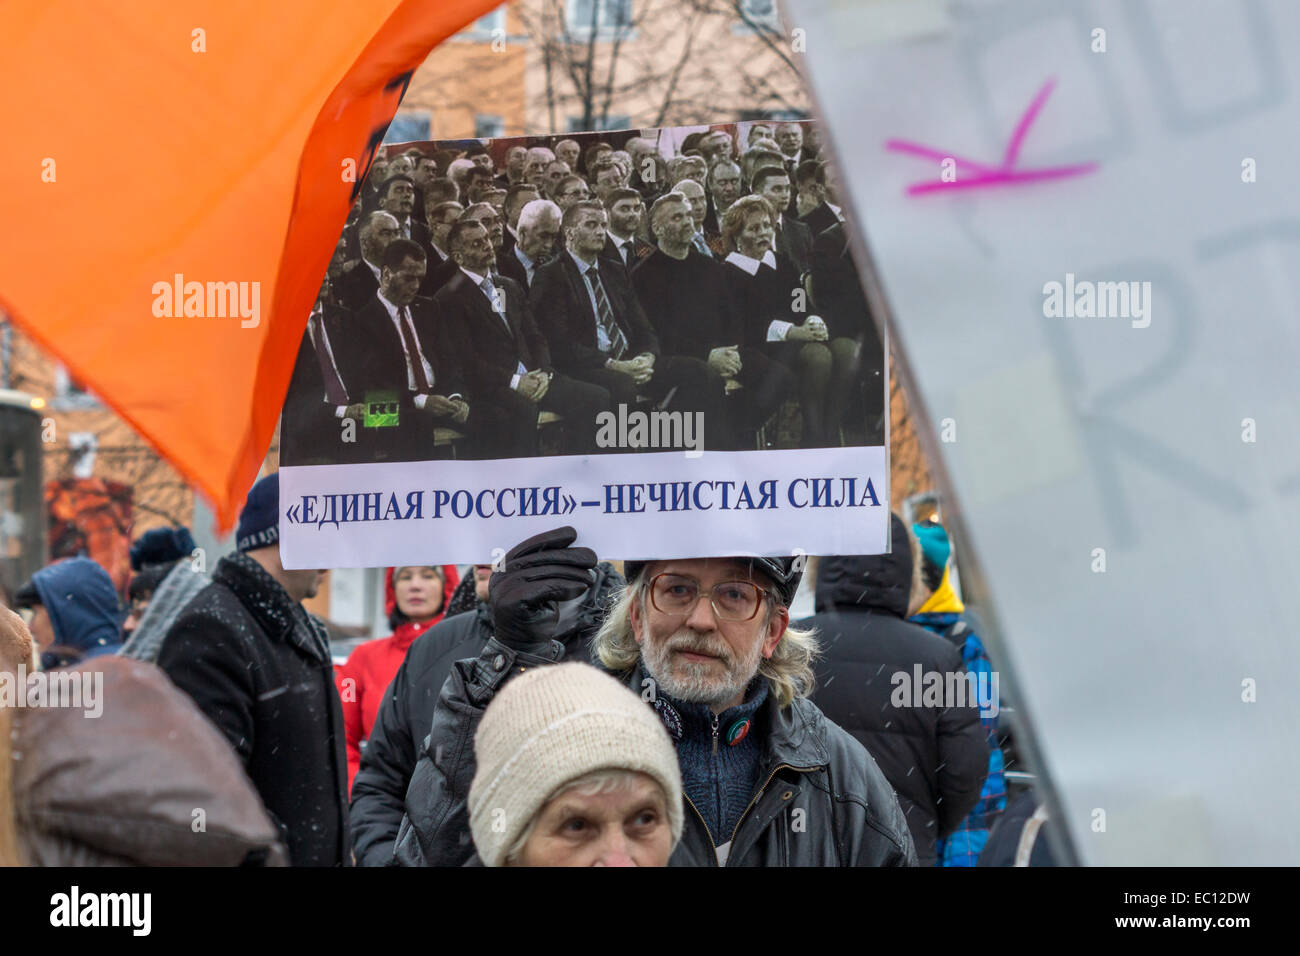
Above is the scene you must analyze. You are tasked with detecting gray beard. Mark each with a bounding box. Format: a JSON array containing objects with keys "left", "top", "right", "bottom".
[{"left": 640, "top": 618, "right": 764, "bottom": 710}]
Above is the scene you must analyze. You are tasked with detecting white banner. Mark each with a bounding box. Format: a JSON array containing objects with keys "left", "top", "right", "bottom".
[{"left": 280, "top": 446, "right": 888, "bottom": 568}]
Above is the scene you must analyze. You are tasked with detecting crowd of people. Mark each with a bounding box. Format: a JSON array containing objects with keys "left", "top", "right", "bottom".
[
  {"left": 0, "top": 470, "right": 1054, "bottom": 868},
  {"left": 282, "top": 121, "right": 886, "bottom": 465}
]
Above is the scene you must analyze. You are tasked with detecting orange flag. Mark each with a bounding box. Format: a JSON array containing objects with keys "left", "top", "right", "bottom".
[{"left": 0, "top": 0, "right": 501, "bottom": 529}]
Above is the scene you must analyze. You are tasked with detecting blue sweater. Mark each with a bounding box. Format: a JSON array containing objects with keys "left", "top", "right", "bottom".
[{"left": 659, "top": 679, "right": 768, "bottom": 847}]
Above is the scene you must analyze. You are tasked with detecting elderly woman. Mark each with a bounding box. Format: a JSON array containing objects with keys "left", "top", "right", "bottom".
[
  {"left": 468, "top": 662, "right": 683, "bottom": 867},
  {"left": 720, "top": 193, "right": 858, "bottom": 448}
]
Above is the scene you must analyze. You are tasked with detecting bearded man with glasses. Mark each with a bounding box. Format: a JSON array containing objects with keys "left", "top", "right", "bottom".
[{"left": 392, "top": 527, "right": 916, "bottom": 867}]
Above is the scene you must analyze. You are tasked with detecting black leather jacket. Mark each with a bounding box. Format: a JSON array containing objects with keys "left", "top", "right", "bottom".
[{"left": 392, "top": 635, "right": 917, "bottom": 867}]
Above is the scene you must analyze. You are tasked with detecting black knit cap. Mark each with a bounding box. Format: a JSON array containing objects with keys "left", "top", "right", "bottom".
[
  {"left": 622, "top": 556, "right": 802, "bottom": 606},
  {"left": 235, "top": 473, "right": 280, "bottom": 554}
]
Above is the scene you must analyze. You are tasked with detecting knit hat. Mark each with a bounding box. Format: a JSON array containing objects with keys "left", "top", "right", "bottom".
[
  {"left": 468, "top": 662, "right": 683, "bottom": 867},
  {"left": 912, "top": 521, "right": 952, "bottom": 572},
  {"left": 235, "top": 474, "right": 280, "bottom": 554},
  {"left": 130, "top": 526, "right": 196, "bottom": 570}
]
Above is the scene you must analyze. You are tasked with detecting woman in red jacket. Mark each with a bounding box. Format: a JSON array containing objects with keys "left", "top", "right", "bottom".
[{"left": 336, "top": 564, "right": 460, "bottom": 793}]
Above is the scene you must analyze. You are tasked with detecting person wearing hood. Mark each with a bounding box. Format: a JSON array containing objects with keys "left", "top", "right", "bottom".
[
  {"left": 349, "top": 555, "right": 622, "bottom": 866},
  {"left": 13, "top": 556, "right": 124, "bottom": 669},
  {"left": 909, "top": 520, "right": 1006, "bottom": 866},
  {"left": 118, "top": 526, "right": 210, "bottom": 664},
  {"left": 803, "top": 512, "right": 989, "bottom": 866},
  {"left": 335, "top": 564, "right": 460, "bottom": 793},
  {"left": 392, "top": 526, "right": 915, "bottom": 867},
  {"left": 156, "top": 473, "right": 350, "bottom": 866}
]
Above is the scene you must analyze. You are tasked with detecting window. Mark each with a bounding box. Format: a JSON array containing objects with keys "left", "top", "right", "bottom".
[
  {"left": 567, "top": 115, "right": 631, "bottom": 133},
  {"left": 740, "top": 109, "right": 809, "bottom": 121},
  {"left": 52, "top": 364, "right": 99, "bottom": 410},
  {"left": 567, "top": 0, "right": 633, "bottom": 34},
  {"left": 735, "top": 0, "right": 782, "bottom": 33},
  {"left": 475, "top": 115, "right": 505, "bottom": 138},
  {"left": 472, "top": 7, "right": 506, "bottom": 34},
  {"left": 384, "top": 112, "right": 431, "bottom": 145}
]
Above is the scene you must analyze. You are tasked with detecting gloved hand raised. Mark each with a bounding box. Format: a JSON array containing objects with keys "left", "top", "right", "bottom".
[{"left": 489, "top": 526, "right": 597, "bottom": 649}]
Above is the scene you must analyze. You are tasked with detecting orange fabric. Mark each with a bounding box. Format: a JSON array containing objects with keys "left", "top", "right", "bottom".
[{"left": 0, "top": 0, "right": 501, "bottom": 530}]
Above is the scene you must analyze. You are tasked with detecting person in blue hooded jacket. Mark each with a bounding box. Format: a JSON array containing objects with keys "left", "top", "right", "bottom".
[
  {"left": 908, "top": 520, "right": 1006, "bottom": 867},
  {"left": 13, "top": 557, "right": 124, "bottom": 669}
]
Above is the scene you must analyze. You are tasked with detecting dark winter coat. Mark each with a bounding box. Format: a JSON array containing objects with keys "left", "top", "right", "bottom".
[
  {"left": 350, "top": 563, "right": 624, "bottom": 866},
  {"left": 391, "top": 621, "right": 916, "bottom": 867},
  {"left": 29, "top": 556, "right": 124, "bottom": 664},
  {"left": 156, "top": 552, "right": 350, "bottom": 866},
  {"left": 803, "top": 515, "right": 989, "bottom": 865}
]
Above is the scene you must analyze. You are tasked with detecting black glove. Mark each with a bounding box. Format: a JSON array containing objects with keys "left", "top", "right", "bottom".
[{"left": 489, "top": 526, "right": 597, "bottom": 649}]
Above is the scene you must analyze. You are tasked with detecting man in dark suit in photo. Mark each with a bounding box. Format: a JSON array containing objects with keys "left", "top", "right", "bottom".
[
  {"left": 345, "top": 239, "right": 519, "bottom": 462},
  {"left": 752, "top": 165, "right": 814, "bottom": 274},
  {"left": 333, "top": 211, "right": 399, "bottom": 313},
  {"left": 600, "top": 187, "right": 653, "bottom": 280},
  {"left": 418, "top": 200, "right": 463, "bottom": 299},
  {"left": 529, "top": 200, "right": 724, "bottom": 446},
  {"left": 702, "top": 158, "right": 743, "bottom": 252},
  {"left": 499, "top": 198, "right": 562, "bottom": 291},
  {"left": 282, "top": 273, "right": 365, "bottom": 466},
  {"left": 632, "top": 192, "right": 792, "bottom": 450},
  {"left": 347, "top": 175, "right": 432, "bottom": 260},
  {"left": 797, "top": 160, "right": 845, "bottom": 238},
  {"left": 500, "top": 183, "right": 539, "bottom": 259},
  {"left": 434, "top": 220, "right": 610, "bottom": 456}
]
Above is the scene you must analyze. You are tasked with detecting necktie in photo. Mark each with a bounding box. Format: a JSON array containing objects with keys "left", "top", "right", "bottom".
[
  {"left": 480, "top": 274, "right": 510, "bottom": 330},
  {"left": 307, "top": 307, "right": 349, "bottom": 405},
  {"left": 587, "top": 264, "right": 628, "bottom": 359},
  {"left": 397, "top": 304, "right": 434, "bottom": 392}
]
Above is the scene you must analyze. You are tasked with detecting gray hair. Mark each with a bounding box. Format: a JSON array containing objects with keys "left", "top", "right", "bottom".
[
  {"left": 592, "top": 572, "right": 820, "bottom": 709},
  {"left": 517, "top": 198, "right": 562, "bottom": 232},
  {"left": 502, "top": 768, "right": 665, "bottom": 865}
]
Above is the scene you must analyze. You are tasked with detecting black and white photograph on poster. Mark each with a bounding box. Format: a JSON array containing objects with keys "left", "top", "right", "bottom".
[{"left": 279, "top": 121, "right": 889, "bottom": 566}]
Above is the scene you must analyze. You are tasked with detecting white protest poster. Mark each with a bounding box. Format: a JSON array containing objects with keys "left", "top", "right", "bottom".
[
  {"left": 279, "top": 123, "right": 890, "bottom": 566},
  {"left": 784, "top": 0, "right": 1300, "bottom": 864}
]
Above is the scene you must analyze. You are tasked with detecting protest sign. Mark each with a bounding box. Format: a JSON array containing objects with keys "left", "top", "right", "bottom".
[{"left": 279, "top": 122, "right": 889, "bottom": 565}]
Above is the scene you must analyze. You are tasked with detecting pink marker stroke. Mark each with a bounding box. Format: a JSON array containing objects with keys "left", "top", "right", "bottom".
[{"left": 886, "top": 77, "right": 1098, "bottom": 195}]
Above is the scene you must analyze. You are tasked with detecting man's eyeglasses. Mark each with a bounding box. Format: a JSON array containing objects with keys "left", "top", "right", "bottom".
[{"left": 648, "top": 573, "right": 769, "bottom": 623}]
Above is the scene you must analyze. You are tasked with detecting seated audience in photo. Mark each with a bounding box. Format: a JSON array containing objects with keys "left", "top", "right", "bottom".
[
  {"left": 334, "top": 211, "right": 400, "bottom": 312},
  {"left": 501, "top": 183, "right": 540, "bottom": 257},
  {"left": 809, "top": 220, "right": 883, "bottom": 444},
  {"left": 529, "top": 200, "right": 724, "bottom": 447},
  {"left": 348, "top": 239, "right": 522, "bottom": 461},
  {"left": 495, "top": 144, "right": 527, "bottom": 188},
  {"left": 599, "top": 187, "right": 653, "bottom": 279},
  {"left": 751, "top": 164, "right": 814, "bottom": 274},
  {"left": 434, "top": 220, "right": 610, "bottom": 456},
  {"left": 670, "top": 178, "right": 715, "bottom": 258},
  {"left": 500, "top": 198, "right": 562, "bottom": 290},
  {"left": 550, "top": 173, "right": 591, "bottom": 212},
  {"left": 633, "top": 192, "right": 792, "bottom": 450},
  {"left": 720, "top": 195, "right": 857, "bottom": 448},
  {"left": 797, "top": 160, "right": 845, "bottom": 236}
]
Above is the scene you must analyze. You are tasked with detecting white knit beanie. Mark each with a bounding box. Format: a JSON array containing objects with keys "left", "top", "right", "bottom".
[{"left": 468, "top": 662, "right": 684, "bottom": 867}]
